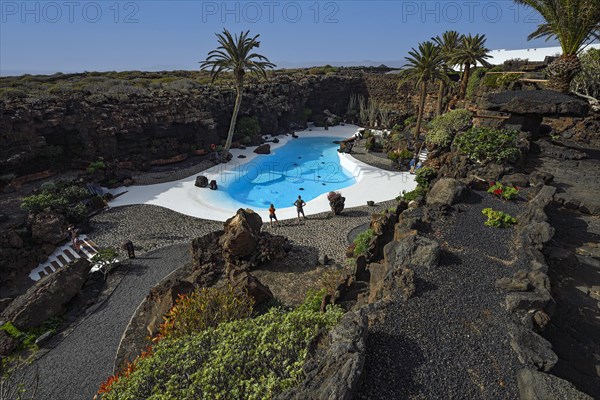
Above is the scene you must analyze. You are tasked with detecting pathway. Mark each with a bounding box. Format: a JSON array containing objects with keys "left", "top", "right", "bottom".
[
  {"left": 357, "top": 192, "right": 524, "bottom": 399},
  {"left": 25, "top": 244, "right": 190, "bottom": 400}
]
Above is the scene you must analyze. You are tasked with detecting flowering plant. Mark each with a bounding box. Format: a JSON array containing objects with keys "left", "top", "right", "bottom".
[{"left": 487, "top": 182, "right": 519, "bottom": 200}]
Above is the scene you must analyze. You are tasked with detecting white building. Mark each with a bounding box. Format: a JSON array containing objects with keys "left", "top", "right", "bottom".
[{"left": 487, "top": 44, "right": 600, "bottom": 65}]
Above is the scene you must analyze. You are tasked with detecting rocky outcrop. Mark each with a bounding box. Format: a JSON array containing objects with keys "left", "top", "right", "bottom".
[
  {"left": 253, "top": 144, "right": 271, "bottom": 154},
  {"left": 425, "top": 177, "right": 468, "bottom": 208},
  {"left": 1, "top": 258, "right": 92, "bottom": 329},
  {"left": 510, "top": 325, "right": 558, "bottom": 372},
  {"left": 383, "top": 230, "right": 440, "bottom": 270},
  {"left": 275, "top": 308, "right": 368, "bottom": 400},
  {"left": 194, "top": 175, "right": 208, "bottom": 188},
  {"left": 517, "top": 369, "right": 593, "bottom": 400},
  {"left": 219, "top": 209, "right": 263, "bottom": 259},
  {"left": 29, "top": 210, "right": 68, "bottom": 245},
  {"left": 115, "top": 211, "right": 290, "bottom": 372},
  {"left": 480, "top": 90, "right": 590, "bottom": 117},
  {"left": 0, "top": 329, "right": 19, "bottom": 356}
]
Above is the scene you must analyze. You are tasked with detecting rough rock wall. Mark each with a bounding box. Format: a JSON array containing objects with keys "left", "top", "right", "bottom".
[
  {"left": 0, "top": 72, "right": 426, "bottom": 175},
  {"left": 0, "top": 74, "right": 370, "bottom": 174},
  {"left": 363, "top": 73, "right": 438, "bottom": 118}
]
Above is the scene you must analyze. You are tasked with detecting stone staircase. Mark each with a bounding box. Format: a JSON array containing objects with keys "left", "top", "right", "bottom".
[{"left": 29, "top": 235, "right": 101, "bottom": 281}]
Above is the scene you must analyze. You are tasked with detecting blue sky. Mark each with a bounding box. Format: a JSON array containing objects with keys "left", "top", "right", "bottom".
[{"left": 0, "top": 0, "right": 559, "bottom": 75}]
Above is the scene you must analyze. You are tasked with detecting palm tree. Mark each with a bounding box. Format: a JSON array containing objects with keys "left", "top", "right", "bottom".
[
  {"left": 399, "top": 41, "right": 446, "bottom": 141},
  {"left": 454, "top": 34, "right": 491, "bottom": 99},
  {"left": 201, "top": 29, "right": 275, "bottom": 160},
  {"left": 514, "top": 0, "right": 600, "bottom": 93},
  {"left": 432, "top": 30, "right": 462, "bottom": 116}
]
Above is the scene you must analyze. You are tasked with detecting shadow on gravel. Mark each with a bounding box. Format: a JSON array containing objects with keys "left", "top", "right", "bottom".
[
  {"left": 414, "top": 276, "right": 438, "bottom": 298},
  {"left": 341, "top": 210, "right": 371, "bottom": 218},
  {"left": 357, "top": 331, "right": 425, "bottom": 399},
  {"left": 439, "top": 249, "right": 462, "bottom": 267},
  {"left": 464, "top": 191, "right": 484, "bottom": 205},
  {"left": 124, "top": 263, "right": 150, "bottom": 276}
]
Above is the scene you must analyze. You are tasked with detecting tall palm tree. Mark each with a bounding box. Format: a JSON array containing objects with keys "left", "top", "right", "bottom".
[
  {"left": 514, "top": 0, "right": 600, "bottom": 93},
  {"left": 399, "top": 41, "right": 446, "bottom": 141},
  {"left": 201, "top": 29, "right": 275, "bottom": 160},
  {"left": 454, "top": 34, "right": 491, "bottom": 99},
  {"left": 432, "top": 30, "right": 462, "bottom": 116}
]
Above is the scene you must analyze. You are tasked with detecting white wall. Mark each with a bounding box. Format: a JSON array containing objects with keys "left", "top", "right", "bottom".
[{"left": 487, "top": 44, "right": 600, "bottom": 65}]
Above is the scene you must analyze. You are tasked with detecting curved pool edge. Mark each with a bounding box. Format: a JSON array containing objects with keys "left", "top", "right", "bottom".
[{"left": 107, "top": 125, "right": 417, "bottom": 222}]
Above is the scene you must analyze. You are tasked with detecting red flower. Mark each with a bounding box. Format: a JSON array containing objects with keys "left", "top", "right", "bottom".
[{"left": 493, "top": 189, "right": 503, "bottom": 196}]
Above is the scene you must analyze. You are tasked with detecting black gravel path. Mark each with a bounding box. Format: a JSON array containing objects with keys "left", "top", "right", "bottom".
[
  {"left": 357, "top": 192, "right": 525, "bottom": 399},
  {"left": 25, "top": 244, "right": 190, "bottom": 400}
]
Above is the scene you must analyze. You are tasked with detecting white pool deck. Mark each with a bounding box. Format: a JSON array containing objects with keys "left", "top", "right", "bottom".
[{"left": 108, "top": 125, "right": 417, "bottom": 222}]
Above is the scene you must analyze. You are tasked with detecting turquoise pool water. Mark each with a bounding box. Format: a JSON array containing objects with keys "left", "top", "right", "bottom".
[{"left": 224, "top": 136, "right": 357, "bottom": 208}]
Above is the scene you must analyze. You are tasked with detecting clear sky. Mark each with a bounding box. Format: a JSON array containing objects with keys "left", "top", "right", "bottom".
[{"left": 0, "top": 0, "right": 560, "bottom": 75}]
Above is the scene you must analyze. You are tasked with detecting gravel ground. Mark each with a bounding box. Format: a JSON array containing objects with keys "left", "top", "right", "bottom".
[
  {"left": 357, "top": 192, "right": 526, "bottom": 399},
  {"left": 25, "top": 244, "right": 191, "bottom": 400},
  {"left": 88, "top": 201, "right": 396, "bottom": 264},
  {"left": 349, "top": 140, "right": 400, "bottom": 172},
  {"left": 19, "top": 200, "right": 396, "bottom": 399}
]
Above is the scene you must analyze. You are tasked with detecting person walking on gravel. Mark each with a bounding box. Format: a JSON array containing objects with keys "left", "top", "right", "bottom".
[
  {"left": 268, "top": 203, "right": 278, "bottom": 228},
  {"left": 294, "top": 195, "right": 306, "bottom": 223}
]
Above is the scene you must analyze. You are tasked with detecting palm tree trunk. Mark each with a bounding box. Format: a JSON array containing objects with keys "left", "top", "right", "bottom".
[
  {"left": 414, "top": 80, "right": 427, "bottom": 142},
  {"left": 436, "top": 80, "right": 445, "bottom": 116},
  {"left": 222, "top": 85, "right": 243, "bottom": 159},
  {"left": 546, "top": 54, "right": 582, "bottom": 93},
  {"left": 459, "top": 63, "right": 471, "bottom": 99}
]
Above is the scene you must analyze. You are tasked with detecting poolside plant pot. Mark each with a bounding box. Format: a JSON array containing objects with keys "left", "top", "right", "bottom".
[
  {"left": 195, "top": 175, "right": 209, "bottom": 188},
  {"left": 327, "top": 191, "right": 344, "bottom": 215}
]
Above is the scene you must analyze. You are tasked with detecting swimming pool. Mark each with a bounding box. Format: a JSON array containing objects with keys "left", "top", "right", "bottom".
[
  {"left": 222, "top": 136, "right": 356, "bottom": 208},
  {"left": 108, "top": 125, "right": 416, "bottom": 222}
]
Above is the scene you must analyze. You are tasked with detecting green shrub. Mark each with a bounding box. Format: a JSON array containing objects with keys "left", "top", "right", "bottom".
[
  {"left": 61, "top": 185, "right": 90, "bottom": 202},
  {"left": 20, "top": 182, "right": 91, "bottom": 218},
  {"left": 426, "top": 109, "right": 472, "bottom": 148},
  {"left": 0, "top": 173, "right": 16, "bottom": 186},
  {"left": 353, "top": 229, "right": 374, "bottom": 257},
  {"left": 482, "top": 208, "right": 517, "bottom": 228},
  {"left": 399, "top": 149, "right": 413, "bottom": 161},
  {"left": 415, "top": 167, "right": 437, "bottom": 189},
  {"left": 387, "top": 151, "right": 400, "bottom": 162},
  {"left": 0, "top": 322, "right": 23, "bottom": 340},
  {"left": 87, "top": 160, "right": 106, "bottom": 174},
  {"left": 403, "top": 116, "right": 416, "bottom": 126},
  {"left": 400, "top": 186, "right": 427, "bottom": 202},
  {"left": 455, "top": 127, "right": 520, "bottom": 164},
  {"left": 487, "top": 182, "right": 519, "bottom": 200},
  {"left": 98, "top": 290, "right": 343, "bottom": 399},
  {"left": 0, "top": 88, "right": 27, "bottom": 99},
  {"left": 0, "top": 318, "right": 63, "bottom": 352},
  {"left": 466, "top": 68, "right": 487, "bottom": 100},
  {"left": 303, "top": 108, "right": 312, "bottom": 120},
  {"left": 39, "top": 181, "right": 57, "bottom": 192},
  {"left": 158, "top": 286, "right": 254, "bottom": 340},
  {"left": 235, "top": 116, "right": 261, "bottom": 138},
  {"left": 482, "top": 73, "right": 520, "bottom": 89},
  {"left": 20, "top": 193, "right": 68, "bottom": 213}
]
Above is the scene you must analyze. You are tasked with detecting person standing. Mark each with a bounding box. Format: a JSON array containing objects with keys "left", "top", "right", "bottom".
[
  {"left": 409, "top": 154, "right": 418, "bottom": 174},
  {"left": 294, "top": 195, "right": 306, "bottom": 223},
  {"left": 268, "top": 203, "right": 278, "bottom": 228}
]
